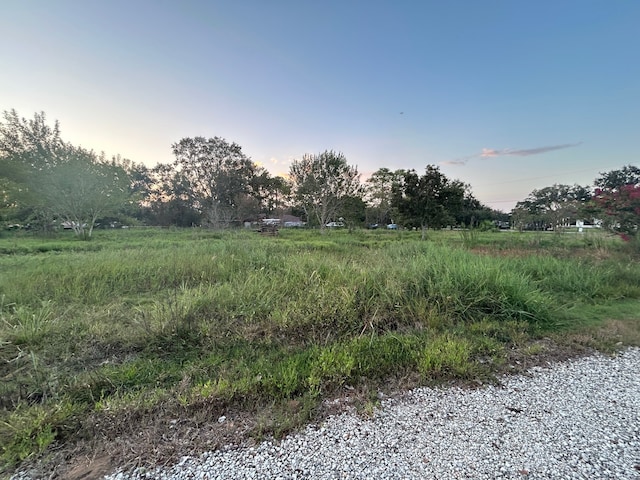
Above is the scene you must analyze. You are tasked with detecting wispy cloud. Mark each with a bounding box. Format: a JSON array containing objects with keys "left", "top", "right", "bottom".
[
  {"left": 481, "top": 142, "right": 582, "bottom": 158},
  {"left": 440, "top": 160, "right": 468, "bottom": 166},
  {"left": 441, "top": 142, "right": 582, "bottom": 166}
]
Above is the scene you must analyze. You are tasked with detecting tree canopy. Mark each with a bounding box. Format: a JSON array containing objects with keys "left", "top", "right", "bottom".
[
  {"left": 512, "top": 184, "right": 591, "bottom": 231},
  {"left": 0, "top": 110, "right": 140, "bottom": 236},
  {"left": 171, "top": 136, "right": 262, "bottom": 227},
  {"left": 394, "top": 165, "right": 465, "bottom": 238},
  {"left": 595, "top": 165, "right": 640, "bottom": 191},
  {"left": 364, "top": 168, "right": 405, "bottom": 226},
  {"left": 289, "top": 150, "right": 361, "bottom": 231},
  {"left": 38, "top": 147, "right": 133, "bottom": 238}
]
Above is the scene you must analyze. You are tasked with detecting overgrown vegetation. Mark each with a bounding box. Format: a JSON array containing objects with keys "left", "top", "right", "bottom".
[{"left": 1, "top": 228, "right": 639, "bottom": 475}]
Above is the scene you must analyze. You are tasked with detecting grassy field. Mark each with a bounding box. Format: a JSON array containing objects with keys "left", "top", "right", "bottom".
[{"left": 1, "top": 227, "right": 639, "bottom": 476}]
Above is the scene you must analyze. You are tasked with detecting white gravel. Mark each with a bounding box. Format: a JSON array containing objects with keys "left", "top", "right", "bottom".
[{"left": 101, "top": 347, "right": 640, "bottom": 480}]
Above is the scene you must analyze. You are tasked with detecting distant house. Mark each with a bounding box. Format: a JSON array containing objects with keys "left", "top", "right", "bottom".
[
  {"left": 281, "top": 214, "right": 304, "bottom": 227},
  {"left": 574, "top": 219, "right": 602, "bottom": 229},
  {"left": 262, "top": 218, "right": 281, "bottom": 226},
  {"left": 245, "top": 214, "right": 305, "bottom": 229}
]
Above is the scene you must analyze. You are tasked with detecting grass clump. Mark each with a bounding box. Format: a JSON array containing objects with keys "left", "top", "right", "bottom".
[
  {"left": 0, "top": 227, "right": 639, "bottom": 474},
  {"left": 418, "top": 335, "right": 472, "bottom": 378},
  {"left": 0, "top": 401, "right": 80, "bottom": 467}
]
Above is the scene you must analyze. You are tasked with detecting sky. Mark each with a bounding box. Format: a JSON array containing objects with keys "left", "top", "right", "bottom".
[{"left": 2, "top": 1, "right": 639, "bottom": 212}]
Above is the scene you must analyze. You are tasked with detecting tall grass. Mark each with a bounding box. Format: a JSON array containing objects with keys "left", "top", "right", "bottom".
[{"left": 0, "top": 227, "right": 639, "bottom": 472}]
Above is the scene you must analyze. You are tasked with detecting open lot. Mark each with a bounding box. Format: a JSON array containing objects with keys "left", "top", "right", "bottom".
[{"left": 1, "top": 228, "right": 639, "bottom": 477}]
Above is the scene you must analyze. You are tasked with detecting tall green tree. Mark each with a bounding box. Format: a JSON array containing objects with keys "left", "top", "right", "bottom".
[
  {"left": 0, "top": 109, "right": 65, "bottom": 171},
  {"left": 38, "top": 147, "right": 132, "bottom": 238},
  {"left": 144, "top": 163, "right": 202, "bottom": 227},
  {"left": 171, "top": 136, "right": 261, "bottom": 227},
  {"left": 122, "top": 159, "right": 153, "bottom": 224},
  {"left": 512, "top": 184, "right": 591, "bottom": 231},
  {"left": 251, "top": 171, "right": 291, "bottom": 216},
  {"left": 455, "top": 187, "right": 496, "bottom": 228},
  {"left": 338, "top": 195, "right": 367, "bottom": 230},
  {"left": 0, "top": 110, "right": 139, "bottom": 235},
  {"left": 394, "top": 165, "right": 464, "bottom": 238},
  {"left": 595, "top": 165, "right": 640, "bottom": 190},
  {"left": 0, "top": 110, "right": 66, "bottom": 226},
  {"left": 364, "top": 167, "right": 405, "bottom": 225},
  {"left": 289, "top": 150, "right": 361, "bottom": 231},
  {"left": 0, "top": 173, "right": 26, "bottom": 223}
]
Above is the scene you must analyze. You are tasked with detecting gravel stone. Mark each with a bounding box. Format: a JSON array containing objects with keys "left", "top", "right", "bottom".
[
  {"left": 12, "top": 348, "right": 640, "bottom": 480},
  {"left": 99, "top": 348, "right": 640, "bottom": 479}
]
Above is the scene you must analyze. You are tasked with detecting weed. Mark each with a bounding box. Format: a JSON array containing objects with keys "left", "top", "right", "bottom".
[
  {"left": 2, "top": 300, "right": 55, "bottom": 345},
  {"left": 0, "top": 228, "right": 638, "bottom": 473},
  {"left": 0, "top": 401, "right": 78, "bottom": 469},
  {"left": 459, "top": 228, "right": 480, "bottom": 249},
  {"left": 418, "top": 335, "right": 472, "bottom": 379}
]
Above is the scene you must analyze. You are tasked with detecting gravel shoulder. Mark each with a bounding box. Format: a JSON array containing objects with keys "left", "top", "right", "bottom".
[{"left": 102, "top": 347, "right": 640, "bottom": 480}]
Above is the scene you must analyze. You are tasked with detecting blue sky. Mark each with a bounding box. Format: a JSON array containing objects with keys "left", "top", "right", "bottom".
[{"left": 2, "top": 1, "right": 639, "bottom": 211}]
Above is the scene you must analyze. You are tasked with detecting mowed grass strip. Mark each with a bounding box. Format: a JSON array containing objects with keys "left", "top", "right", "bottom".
[{"left": 0, "top": 228, "right": 639, "bottom": 471}]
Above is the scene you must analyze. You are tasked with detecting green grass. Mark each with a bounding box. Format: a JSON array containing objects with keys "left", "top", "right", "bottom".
[{"left": 0, "top": 227, "right": 639, "bottom": 473}]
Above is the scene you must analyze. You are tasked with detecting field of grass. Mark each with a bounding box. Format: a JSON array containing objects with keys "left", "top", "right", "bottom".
[{"left": 1, "top": 227, "right": 639, "bottom": 475}]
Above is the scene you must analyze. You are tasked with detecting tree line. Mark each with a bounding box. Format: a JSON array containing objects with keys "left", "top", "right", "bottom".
[
  {"left": 1, "top": 110, "right": 638, "bottom": 239},
  {"left": 511, "top": 165, "right": 640, "bottom": 236}
]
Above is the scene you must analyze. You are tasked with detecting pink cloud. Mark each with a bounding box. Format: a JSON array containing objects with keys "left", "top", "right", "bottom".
[
  {"left": 440, "top": 160, "right": 468, "bottom": 165},
  {"left": 480, "top": 148, "right": 501, "bottom": 157},
  {"left": 442, "top": 142, "right": 582, "bottom": 166}
]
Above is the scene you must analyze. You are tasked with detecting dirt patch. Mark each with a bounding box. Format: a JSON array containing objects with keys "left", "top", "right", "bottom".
[{"left": 62, "top": 454, "right": 114, "bottom": 480}]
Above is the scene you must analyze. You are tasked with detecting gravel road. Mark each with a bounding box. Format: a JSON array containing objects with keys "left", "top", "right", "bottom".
[{"left": 104, "top": 347, "right": 640, "bottom": 480}]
